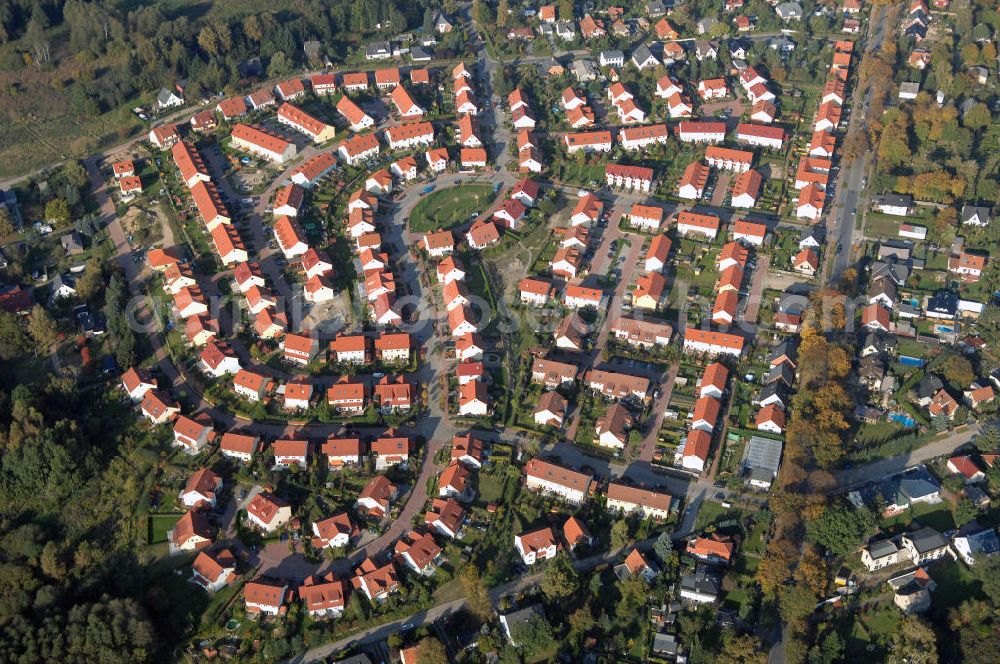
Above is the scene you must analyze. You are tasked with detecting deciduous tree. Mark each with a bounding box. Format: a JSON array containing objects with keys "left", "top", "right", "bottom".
[
  {"left": 610, "top": 519, "right": 629, "bottom": 549},
  {"left": 717, "top": 633, "right": 767, "bottom": 664},
  {"left": 416, "top": 637, "right": 448, "bottom": 664},
  {"left": 460, "top": 564, "right": 493, "bottom": 620},
  {"left": 540, "top": 553, "right": 578, "bottom": 600},
  {"left": 44, "top": 198, "right": 70, "bottom": 223},
  {"left": 568, "top": 604, "right": 595, "bottom": 636},
  {"left": 805, "top": 504, "right": 876, "bottom": 556},
  {"left": 940, "top": 354, "right": 975, "bottom": 388},
  {"left": 756, "top": 550, "right": 790, "bottom": 596},
  {"left": 0, "top": 206, "right": 14, "bottom": 238},
  {"left": 27, "top": 305, "right": 58, "bottom": 352},
  {"left": 889, "top": 616, "right": 938, "bottom": 664},
  {"left": 951, "top": 497, "right": 978, "bottom": 527}
]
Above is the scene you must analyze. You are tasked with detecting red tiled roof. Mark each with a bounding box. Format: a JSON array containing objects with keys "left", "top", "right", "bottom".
[{"left": 231, "top": 124, "right": 292, "bottom": 155}]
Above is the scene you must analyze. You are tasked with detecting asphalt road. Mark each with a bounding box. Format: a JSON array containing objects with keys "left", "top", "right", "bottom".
[
  {"left": 771, "top": 8, "right": 892, "bottom": 664},
  {"left": 835, "top": 424, "right": 981, "bottom": 491},
  {"left": 825, "top": 4, "right": 889, "bottom": 285}
]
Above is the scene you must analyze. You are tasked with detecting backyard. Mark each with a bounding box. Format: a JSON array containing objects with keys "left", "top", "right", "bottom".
[
  {"left": 881, "top": 500, "right": 955, "bottom": 534},
  {"left": 409, "top": 183, "right": 498, "bottom": 232},
  {"left": 148, "top": 513, "right": 183, "bottom": 544}
]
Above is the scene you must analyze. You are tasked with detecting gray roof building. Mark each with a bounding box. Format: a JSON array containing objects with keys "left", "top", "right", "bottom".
[
  {"left": 571, "top": 58, "right": 600, "bottom": 82},
  {"left": 899, "top": 81, "right": 920, "bottom": 98},
  {"left": 874, "top": 193, "right": 914, "bottom": 209},
  {"left": 961, "top": 204, "right": 991, "bottom": 226},
  {"left": 652, "top": 632, "right": 679, "bottom": 656},
  {"left": 743, "top": 436, "right": 783, "bottom": 479},
  {"left": 769, "top": 35, "right": 797, "bottom": 51},
  {"left": 899, "top": 477, "right": 941, "bottom": 502},
  {"left": 775, "top": 2, "right": 803, "bottom": 19},
  {"left": 647, "top": 0, "right": 667, "bottom": 16},
  {"left": 631, "top": 44, "right": 659, "bottom": 70},
  {"left": 758, "top": 382, "right": 788, "bottom": 408},
  {"left": 679, "top": 565, "right": 721, "bottom": 602},
  {"left": 871, "top": 259, "right": 910, "bottom": 285},
  {"left": 599, "top": 50, "right": 625, "bottom": 67},
  {"left": 904, "top": 527, "right": 948, "bottom": 554},
  {"left": 952, "top": 521, "right": 998, "bottom": 564},
  {"left": 766, "top": 362, "right": 795, "bottom": 387},
  {"left": 61, "top": 232, "right": 84, "bottom": 256},
  {"left": 499, "top": 604, "right": 545, "bottom": 645},
  {"left": 927, "top": 290, "right": 958, "bottom": 318},
  {"left": 799, "top": 226, "right": 824, "bottom": 248},
  {"left": 410, "top": 46, "right": 432, "bottom": 61},
  {"left": 364, "top": 41, "right": 392, "bottom": 60},
  {"left": 868, "top": 539, "right": 898, "bottom": 560},
  {"left": 769, "top": 339, "right": 798, "bottom": 366}
]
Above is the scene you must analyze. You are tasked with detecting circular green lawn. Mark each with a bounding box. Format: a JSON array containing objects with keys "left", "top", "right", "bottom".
[{"left": 408, "top": 182, "right": 498, "bottom": 233}]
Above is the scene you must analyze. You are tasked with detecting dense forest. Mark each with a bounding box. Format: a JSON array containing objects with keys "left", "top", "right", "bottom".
[
  {"left": 0, "top": 0, "right": 449, "bottom": 175},
  {"left": 0, "top": 306, "right": 190, "bottom": 662},
  {"left": 0, "top": 0, "right": 434, "bottom": 112}
]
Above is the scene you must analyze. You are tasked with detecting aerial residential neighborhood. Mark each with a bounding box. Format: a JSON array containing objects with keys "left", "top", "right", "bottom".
[{"left": 0, "top": 0, "right": 998, "bottom": 663}]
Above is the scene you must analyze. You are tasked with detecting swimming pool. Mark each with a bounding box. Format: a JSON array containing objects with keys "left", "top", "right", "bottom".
[{"left": 889, "top": 413, "right": 917, "bottom": 428}]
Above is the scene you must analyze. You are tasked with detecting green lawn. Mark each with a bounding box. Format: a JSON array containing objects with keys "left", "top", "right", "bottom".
[
  {"left": 721, "top": 586, "right": 749, "bottom": 614},
  {"left": 551, "top": 161, "right": 607, "bottom": 187},
  {"left": 865, "top": 212, "right": 915, "bottom": 240},
  {"left": 855, "top": 421, "right": 907, "bottom": 445},
  {"left": 896, "top": 339, "right": 928, "bottom": 358},
  {"left": 476, "top": 472, "right": 507, "bottom": 507},
  {"left": 928, "top": 557, "right": 982, "bottom": 610},
  {"left": 148, "top": 513, "right": 183, "bottom": 544},
  {"left": 694, "top": 501, "right": 747, "bottom": 533},
  {"left": 882, "top": 501, "right": 955, "bottom": 533},
  {"left": 734, "top": 554, "right": 760, "bottom": 575},
  {"left": 743, "top": 519, "right": 769, "bottom": 556},
  {"left": 845, "top": 606, "right": 900, "bottom": 657},
  {"left": 409, "top": 183, "right": 498, "bottom": 232}
]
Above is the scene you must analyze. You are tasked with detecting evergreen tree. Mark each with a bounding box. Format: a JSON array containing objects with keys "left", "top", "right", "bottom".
[{"left": 653, "top": 530, "right": 673, "bottom": 562}]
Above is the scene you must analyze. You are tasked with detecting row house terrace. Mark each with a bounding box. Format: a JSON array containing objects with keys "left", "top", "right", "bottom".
[
  {"left": 705, "top": 146, "right": 754, "bottom": 173},
  {"left": 564, "top": 130, "right": 614, "bottom": 154},
  {"left": 276, "top": 102, "right": 337, "bottom": 143},
  {"left": 338, "top": 133, "right": 381, "bottom": 166},
  {"left": 230, "top": 124, "right": 297, "bottom": 163},
  {"left": 291, "top": 151, "right": 337, "bottom": 188},
  {"left": 586, "top": 369, "right": 651, "bottom": 402},
  {"left": 620, "top": 123, "right": 670, "bottom": 150},
  {"left": 678, "top": 120, "right": 727, "bottom": 143},
  {"left": 736, "top": 123, "right": 785, "bottom": 150},
  {"left": 523, "top": 458, "right": 593, "bottom": 504},
  {"left": 385, "top": 122, "right": 435, "bottom": 151},
  {"left": 605, "top": 163, "right": 655, "bottom": 193}
]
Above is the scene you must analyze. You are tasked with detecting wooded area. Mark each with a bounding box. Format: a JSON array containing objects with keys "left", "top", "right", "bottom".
[{"left": 0, "top": 0, "right": 433, "bottom": 175}]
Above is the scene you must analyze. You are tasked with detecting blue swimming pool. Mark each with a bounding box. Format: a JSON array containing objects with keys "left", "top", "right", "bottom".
[
  {"left": 899, "top": 355, "right": 924, "bottom": 367},
  {"left": 889, "top": 413, "right": 917, "bottom": 428},
  {"left": 935, "top": 325, "right": 955, "bottom": 334}
]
